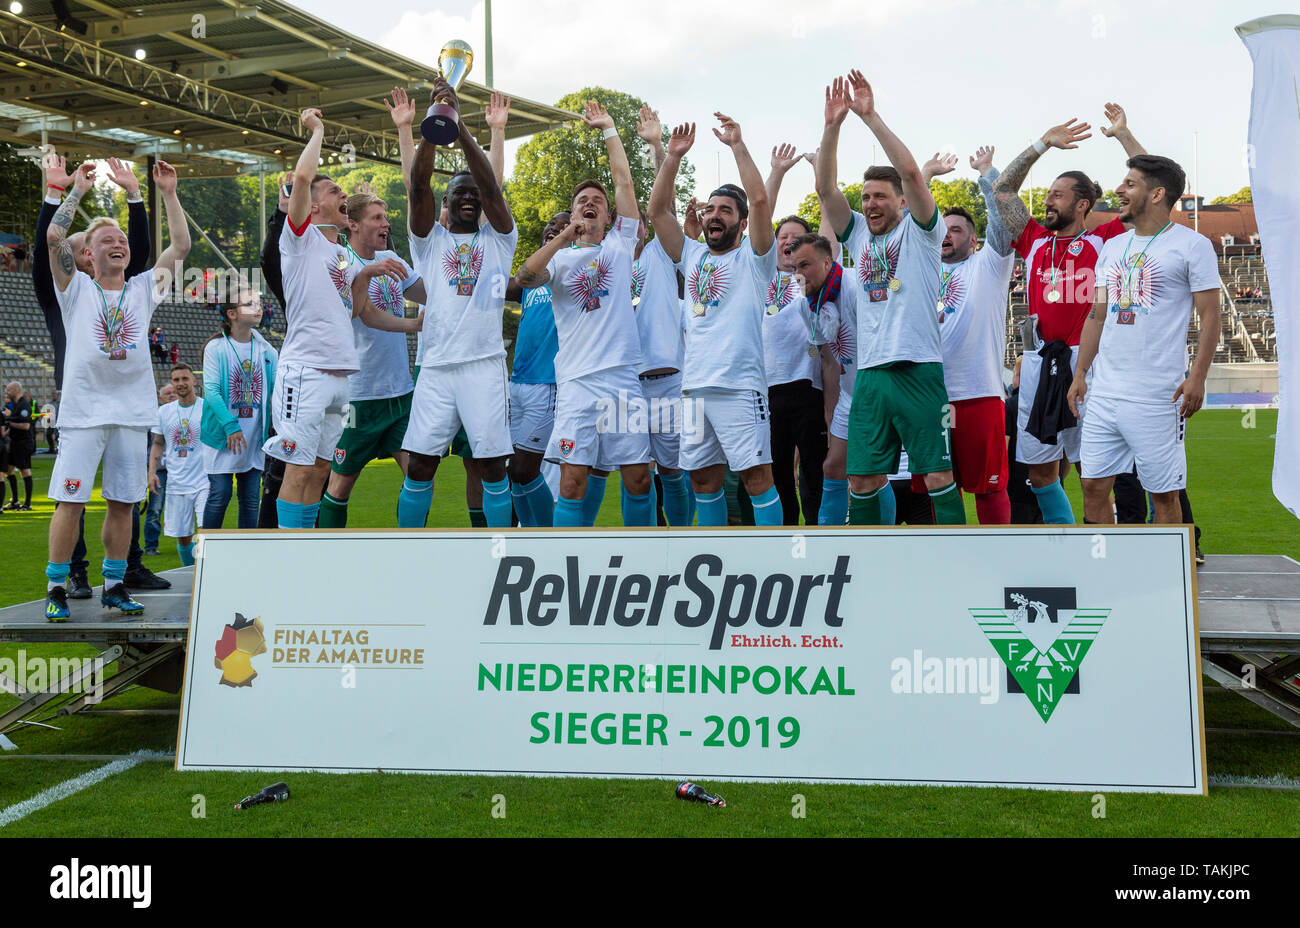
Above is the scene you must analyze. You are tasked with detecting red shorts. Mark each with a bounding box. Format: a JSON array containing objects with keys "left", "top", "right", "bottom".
[{"left": 912, "top": 395, "right": 1008, "bottom": 495}]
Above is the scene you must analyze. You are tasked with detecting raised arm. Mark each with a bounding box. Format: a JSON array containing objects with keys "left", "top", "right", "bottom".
[
  {"left": 384, "top": 88, "right": 417, "bottom": 191},
  {"left": 289, "top": 108, "right": 325, "bottom": 229},
  {"left": 485, "top": 91, "right": 510, "bottom": 185},
  {"left": 714, "top": 112, "right": 772, "bottom": 255},
  {"left": 409, "top": 108, "right": 438, "bottom": 237},
  {"left": 636, "top": 105, "right": 667, "bottom": 172},
  {"left": 765, "top": 143, "right": 801, "bottom": 209},
  {"left": 815, "top": 78, "right": 853, "bottom": 238},
  {"left": 921, "top": 152, "right": 958, "bottom": 185},
  {"left": 102, "top": 157, "right": 150, "bottom": 278},
  {"left": 845, "top": 69, "right": 933, "bottom": 227},
  {"left": 648, "top": 122, "right": 695, "bottom": 263},
  {"left": 993, "top": 117, "right": 1093, "bottom": 240},
  {"left": 583, "top": 101, "right": 637, "bottom": 221},
  {"left": 34, "top": 150, "right": 73, "bottom": 306},
  {"left": 151, "top": 160, "right": 191, "bottom": 292},
  {"left": 452, "top": 79, "right": 512, "bottom": 234},
  {"left": 1100, "top": 102, "right": 1146, "bottom": 158},
  {"left": 971, "top": 146, "right": 1013, "bottom": 257},
  {"left": 46, "top": 162, "right": 95, "bottom": 293},
  {"left": 517, "top": 213, "right": 585, "bottom": 289}
]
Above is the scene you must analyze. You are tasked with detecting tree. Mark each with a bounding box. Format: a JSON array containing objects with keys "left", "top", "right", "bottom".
[
  {"left": 505, "top": 87, "right": 694, "bottom": 270},
  {"left": 0, "top": 142, "right": 41, "bottom": 247},
  {"left": 796, "top": 183, "right": 861, "bottom": 230},
  {"left": 1212, "top": 186, "right": 1252, "bottom": 205},
  {"left": 797, "top": 179, "right": 991, "bottom": 234}
]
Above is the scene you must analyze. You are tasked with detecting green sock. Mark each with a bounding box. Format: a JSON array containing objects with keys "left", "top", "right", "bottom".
[
  {"left": 469, "top": 508, "right": 487, "bottom": 528},
  {"left": 317, "top": 492, "right": 348, "bottom": 528},
  {"left": 929, "top": 482, "right": 967, "bottom": 524},
  {"left": 848, "top": 488, "right": 883, "bottom": 525}
]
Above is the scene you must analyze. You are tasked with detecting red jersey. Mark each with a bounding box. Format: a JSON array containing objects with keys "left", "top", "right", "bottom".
[{"left": 1014, "top": 217, "right": 1127, "bottom": 345}]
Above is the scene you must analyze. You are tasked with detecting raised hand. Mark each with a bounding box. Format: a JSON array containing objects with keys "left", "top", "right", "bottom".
[
  {"left": 667, "top": 122, "right": 696, "bottom": 158},
  {"left": 801, "top": 149, "right": 818, "bottom": 165},
  {"left": 43, "top": 150, "right": 73, "bottom": 190},
  {"left": 152, "top": 159, "right": 178, "bottom": 195},
  {"left": 771, "top": 143, "right": 800, "bottom": 173},
  {"left": 300, "top": 107, "right": 324, "bottom": 133},
  {"left": 824, "top": 77, "right": 851, "bottom": 127},
  {"left": 485, "top": 91, "right": 511, "bottom": 131},
  {"left": 1041, "top": 117, "right": 1091, "bottom": 150},
  {"left": 70, "top": 161, "right": 96, "bottom": 194},
  {"left": 582, "top": 100, "right": 615, "bottom": 131},
  {"left": 354, "top": 179, "right": 375, "bottom": 196},
  {"left": 636, "top": 104, "right": 662, "bottom": 144},
  {"left": 922, "top": 152, "right": 958, "bottom": 182},
  {"left": 556, "top": 213, "right": 586, "bottom": 244},
  {"left": 277, "top": 171, "right": 292, "bottom": 212},
  {"left": 683, "top": 196, "right": 702, "bottom": 240},
  {"left": 385, "top": 87, "right": 415, "bottom": 127},
  {"left": 969, "top": 145, "right": 995, "bottom": 175},
  {"left": 711, "top": 112, "right": 742, "bottom": 148},
  {"left": 1100, "top": 102, "right": 1127, "bottom": 138},
  {"left": 430, "top": 77, "right": 459, "bottom": 116},
  {"left": 845, "top": 69, "right": 876, "bottom": 120},
  {"left": 105, "top": 157, "right": 140, "bottom": 195}
]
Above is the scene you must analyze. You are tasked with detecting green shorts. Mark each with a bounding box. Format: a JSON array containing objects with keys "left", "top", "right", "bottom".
[
  {"left": 847, "top": 362, "right": 953, "bottom": 477},
  {"left": 449, "top": 425, "right": 473, "bottom": 460},
  {"left": 331, "top": 392, "right": 413, "bottom": 475}
]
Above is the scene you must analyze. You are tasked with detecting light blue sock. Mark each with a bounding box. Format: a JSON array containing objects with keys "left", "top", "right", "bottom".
[
  {"left": 177, "top": 542, "right": 195, "bottom": 566},
  {"left": 878, "top": 481, "right": 897, "bottom": 525},
  {"left": 302, "top": 502, "right": 320, "bottom": 528},
  {"left": 750, "top": 486, "right": 783, "bottom": 526},
  {"left": 102, "top": 558, "right": 127, "bottom": 585},
  {"left": 522, "top": 475, "right": 554, "bottom": 527},
  {"left": 622, "top": 489, "right": 654, "bottom": 527},
  {"left": 687, "top": 483, "right": 697, "bottom": 525},
  {"left": 276, "top": 498, "right": 303, "bottom": 529},
  {"left": 397, "top": 478, "right": 434, "bottom": 528},
  {"left": 482, "top": 478, "right": 513, "bottom": 528},
  {"left": 1031, "top": 480, "right": 1074, "bottom": 524},
  {"left": 818, "top": 478, "right": 849, "bottom": 525},
  {"left": 580, "top": 474, "right": 607, "bottom": 527},
  {"left": 46, "top": 560, "right": 70, "bottom": 590},
  {"left": 554, "top": 496, "right": 584, "bottom": 528},
  {"left": 661, "top": 471, "right": 691, "bottom": 526},
  {"left": 511, "top": 482, "right": 534, "bottom": 527},
  {"left": 696, "top": 490, "right": 727, "bottom": 527}
]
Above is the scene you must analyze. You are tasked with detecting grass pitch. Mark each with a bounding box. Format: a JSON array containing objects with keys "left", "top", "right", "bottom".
[{"left": 1, "top": 409, "right": 1296, "bottom": 837}]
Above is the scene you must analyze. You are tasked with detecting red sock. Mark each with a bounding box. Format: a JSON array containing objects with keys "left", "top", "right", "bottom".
[{"left": 976, "top": 490, "right": 1011, "bottom": 524}]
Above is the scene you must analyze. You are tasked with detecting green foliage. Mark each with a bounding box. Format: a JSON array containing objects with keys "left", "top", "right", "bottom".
[
  {"left": 1212, "top": 186, "right": 1252, "bottom": 205},
  {"left": 796, "top": 184, "right": 861, "bottom": 230},
  {"left": 505, "top": 87, "right": 694, "bottom": 271},
  {"left": 797, "top": 179, "right": 991, "bottom": 235},
  {"left": 0, "top": 141, "right": 41, "bottom": 246}
]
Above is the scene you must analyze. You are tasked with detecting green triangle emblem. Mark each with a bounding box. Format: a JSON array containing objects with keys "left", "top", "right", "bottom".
[{"left": 970, "top": 607, "right": 1110, "bottom": 722}]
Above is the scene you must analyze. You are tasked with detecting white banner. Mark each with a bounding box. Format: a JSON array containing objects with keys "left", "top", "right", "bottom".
[
  {"left": 1239, "top": 15, "right": 1300, "bottom": 518},
  {"left": 177, "top": 528, "right": 1206, "bottom": 794}
]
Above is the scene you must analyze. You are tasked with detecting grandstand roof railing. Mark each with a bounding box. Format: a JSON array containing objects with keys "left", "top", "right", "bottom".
[{"left": 0, "top": 0, "right": 578, "bottom": 178}]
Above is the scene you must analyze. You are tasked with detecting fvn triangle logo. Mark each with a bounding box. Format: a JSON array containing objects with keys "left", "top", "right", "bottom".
[{"left": 970, "top": 587, "right": 1110, "bottom": 723}]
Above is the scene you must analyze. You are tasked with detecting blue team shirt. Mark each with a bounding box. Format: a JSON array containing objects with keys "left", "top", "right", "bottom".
[{"left": 511, "top": 285, "right": 558, "bottom": 384}]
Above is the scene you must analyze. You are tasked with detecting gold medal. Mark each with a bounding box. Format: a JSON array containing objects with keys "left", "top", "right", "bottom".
[
  {"left": 765, "top": 304, "right": 778, "bottom": 315},
  {"left": 1118, "top": 296, "right": 1132, "bottom": 310},
  {"left": 336, "top": 254, "right": 348, "bottom": 271},
  {"left": 808, "top": 345, "right": 818, "bottom": 358},
  {"left": 1135, "top": 256, "right": 1145, "bottom": 268},
  {"left": 936, "top": 300, "right": 946, "bottom": 314},
  {"left": 632, "top": 296, "right": 641, "bottom": 307},
  {"left": 1045, "top": 288, "right": 1061, "bottom": 303},
  {"left": 888, "top": 278, "right": 901, "bottom": 292},
  {"left": 693, "top": 302, "right": 706, "bottom": 316}
]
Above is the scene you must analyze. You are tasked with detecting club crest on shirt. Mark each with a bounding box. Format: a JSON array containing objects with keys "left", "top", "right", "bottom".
[
  {"left": 280, "top": 439, "right": 297, "bottom": 456},
  {"left": 1067, "top": 239, "right": 1086, "bottom": 256},
  {"left": 93, "top": 299, "right": 140, "bottom": 360},
  {"left": 441, "top": 241, "right": 484, "bottom": 284},
  {"left": 558, "top": 438, "right": 575, "bottom": 458},
  {"left": 687, "top": 258, "right": 730, "bottom": 312},
  {"left": 857, "top": 236, "right": 901, "bottom": 289},
  {"left": 63, "top": 478, "right": 81, "bottom": 496},
  {"left": 568, "top": 255, "right": 614, "bottom": 312},
  {"left": 334, "top": 448, "right": 346, "bottom": 465},
  {"left": 766, "top": 273, "right": 799, "bottom": 310}
]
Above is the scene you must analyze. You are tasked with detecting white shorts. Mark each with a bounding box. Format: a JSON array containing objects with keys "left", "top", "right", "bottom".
[
  {"left": 640, "top": 372, "right": 683, "bottom": 470},
  {"left": 679, "top": 387, "right": 773, "bottom": 473},
  {"left": 405, "top": 356, "right": 512, "bottom": 459},
  {"left": 49, "top": 426, "right": 149, "bottom": 504},
  {"left": 264, "top": 361, "right": 350, "bottom": 466},
  {"left": 1080, "top": 393, "right": 1186, "bottom": 493},
  {"left": 509, "top": 381, "right": 557, "bottom": 454},
  {"left": 547, "top": 367, "right": 652, "bottom": 469},
  {"left": 1016, "top": 344, "right": 1081, "bottom": 465},
  {"left": 830, "top": 388, "right": 852, "bottom": 442},
  {"left": 164, "top": 485, "right": 210, "bottom": 538}
]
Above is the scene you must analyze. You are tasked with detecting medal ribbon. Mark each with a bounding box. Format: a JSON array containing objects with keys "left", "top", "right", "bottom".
[
  {"left": 1046, "top": 228, "right": 1088, "bottom": 289},
  {"left": 1118, "top": 221, "right": 1173, "bottom": 305}
]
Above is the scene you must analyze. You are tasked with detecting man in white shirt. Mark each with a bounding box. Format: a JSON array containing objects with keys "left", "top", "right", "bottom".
[
  {"left": 148, "top": 363, "right": 206, "bottom": 565},
  {"left": 1068, "top": 154, "right": 1220, "bottom": 523},
  {"left": 815, "top": 71, "right": 964, "bottom": 525},
  {"left": 647, "top": 115, "right": 784, "bottom": 526},
  {"left": 397, "top": 79, "right": 517, "bottom": 528},
  {"left": 268, "top": 106, "right": 420, "bottom": 529},
  {"left": 516, "top": 102, "right": 655, "bottom": 527},
  {"left": 43, "top": 159, "right": 191, "bottom": 620}
]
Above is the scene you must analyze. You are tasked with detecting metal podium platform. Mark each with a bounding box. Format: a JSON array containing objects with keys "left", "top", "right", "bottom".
[
  {"left": 0, "top": 567, "right": 192, "bottom": 743},
  {"left": 1, "top": 556, "right": 1298, "bottom": 747}
]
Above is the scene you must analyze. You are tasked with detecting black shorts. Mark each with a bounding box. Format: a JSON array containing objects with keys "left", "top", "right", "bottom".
[{"left": 8, "top": 439, "right": 33, "bottom": 470}]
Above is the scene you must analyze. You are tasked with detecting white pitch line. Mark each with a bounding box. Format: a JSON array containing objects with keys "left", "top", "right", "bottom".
[{"left": 0, "top": 749, "right": 169, "bottom": 828}]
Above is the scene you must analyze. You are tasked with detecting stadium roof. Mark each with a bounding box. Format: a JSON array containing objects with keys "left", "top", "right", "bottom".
[{"left": 0, "top": 0, "right": 577, "bottom": 178}]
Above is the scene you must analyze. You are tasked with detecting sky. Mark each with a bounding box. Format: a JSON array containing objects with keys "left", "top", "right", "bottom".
[{"left": 291, "top": 0, "right": 1277, "bottom": 217}]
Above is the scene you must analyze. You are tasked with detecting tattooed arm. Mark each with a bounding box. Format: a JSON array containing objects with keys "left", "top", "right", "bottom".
[
  {"left": 993, "top": 117, "right": 1093, "bottom": 241},
  {"left": 46, "top": 162, "right": 95, "bottom": 293}
]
